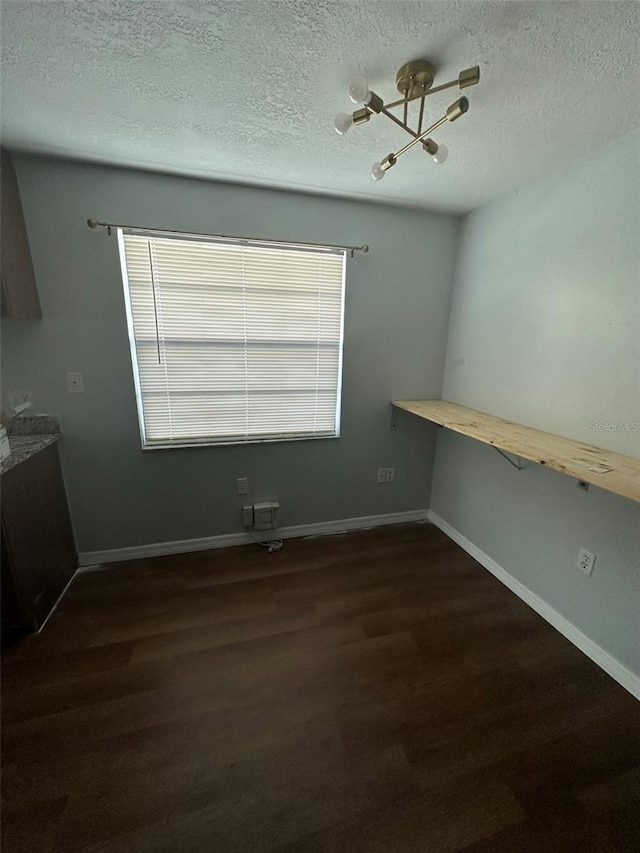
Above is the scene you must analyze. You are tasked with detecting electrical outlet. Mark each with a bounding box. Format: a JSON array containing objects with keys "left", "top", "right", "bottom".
[
  {"left": 242, "top": 504, "right": 254, "bottom": 527},
  {"left": 577, "top": 548, "right": 596, "bottom": 576},
  {"left": 377, "top": 467, "right": 395, "bottom": 484},
  {"left": 376, "top": 468, "right": 386, "bottom": 484},
  {"left": 67, "top": 372, "right": 84, "bottom": 393},
  {"left": 236, "top": 477, "right": 249, "bottom": 495}
]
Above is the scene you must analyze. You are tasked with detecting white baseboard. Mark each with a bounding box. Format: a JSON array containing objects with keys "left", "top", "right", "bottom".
[
  {"left": 78, "top": 509, "right": 429, "bottom": 569},
  {"left": 428, "top": 510, "right": 640, "bottom": 701}
]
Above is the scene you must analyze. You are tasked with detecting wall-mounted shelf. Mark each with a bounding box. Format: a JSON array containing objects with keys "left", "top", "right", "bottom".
[{"left": 392, "top": 400, "right": 640, "bottom": 503}]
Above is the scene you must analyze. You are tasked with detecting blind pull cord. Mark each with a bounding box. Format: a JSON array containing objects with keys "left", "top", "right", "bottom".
[{"left": 147, "top": 243, "right": 162, "bottom": 365}]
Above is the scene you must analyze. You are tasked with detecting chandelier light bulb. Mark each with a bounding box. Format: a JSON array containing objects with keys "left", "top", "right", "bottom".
[
  {"left": 432, "top": 144, "right": 449, "bottom": 164},
  {"left": 371, "top": 162, "right": 386, "bottom": 181},
  {"left": 349, "top": 74, "right": 371, "bottom": 104},
  {"left": 334, "top": 112, "right": 353, "bottom": 135}
]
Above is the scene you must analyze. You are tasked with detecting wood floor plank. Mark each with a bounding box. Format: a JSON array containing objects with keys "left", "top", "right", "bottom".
[
  {"left": 129, "top": 604, "right": 321, "bottom": 662},
  {"left": 2, "top": 522, "right": 638, "bottom": 853},
  {"left": 1, "top": 659, "right": 175, "bottom": 724}
]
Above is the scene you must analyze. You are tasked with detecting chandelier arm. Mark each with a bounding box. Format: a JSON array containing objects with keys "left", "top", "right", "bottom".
[
  {"left": 392, "top": 114, "right": 448, "bottom": 160},
  {"left": 425, "top": 79, "right": 465, "bottom": 97},
  {"left": 384, "top": 78, "right": 460, "bottom": 111},
  {"left": 380, "top": 107, "right": 420, "bottom": 140},
  {"left": 417, "top": 96, "right": 425, "bottom": 135},
  {"left": 403, "top": 89, "right": 409, "bottom": 127}
]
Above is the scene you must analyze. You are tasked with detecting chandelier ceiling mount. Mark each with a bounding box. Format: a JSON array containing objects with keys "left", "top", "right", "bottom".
[{"left": 395, "top": 60, "right": 436, "bottom": 97}]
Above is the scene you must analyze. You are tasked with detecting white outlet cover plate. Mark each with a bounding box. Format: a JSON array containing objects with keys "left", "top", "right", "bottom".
[
  {"left": 577, "top": 548, "right": 596, "bottom": 576},
  {"left": 67, "top": 372, "right": 84, "bottom": 393}
]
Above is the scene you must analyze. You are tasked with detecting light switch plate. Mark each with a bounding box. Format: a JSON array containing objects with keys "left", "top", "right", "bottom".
[{"left": 67, "top": 372, "right": 84, "bottom": 393}]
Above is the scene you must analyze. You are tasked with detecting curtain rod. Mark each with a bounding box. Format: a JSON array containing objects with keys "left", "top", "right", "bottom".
[{"left": 86, "top": 218, "right": 369, "bottom": 257}]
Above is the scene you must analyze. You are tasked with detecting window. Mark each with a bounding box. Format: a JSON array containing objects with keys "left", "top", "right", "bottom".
[{"left": 118, "top": 228, "right": 346, "bottom": 448}]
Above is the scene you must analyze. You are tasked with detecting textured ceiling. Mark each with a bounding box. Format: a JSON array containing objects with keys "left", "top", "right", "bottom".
[{"left": 1, "top": 0, "right": 638, "bottom": 213}]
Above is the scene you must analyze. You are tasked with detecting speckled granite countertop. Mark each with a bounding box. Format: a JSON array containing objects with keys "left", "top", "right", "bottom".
[{"left": 1, "top": 415, "right": 63, "bottom": 475}]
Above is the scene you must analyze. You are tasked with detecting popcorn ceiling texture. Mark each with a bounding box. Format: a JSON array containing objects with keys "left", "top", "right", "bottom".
[{"left": 1, "top": 0, "right": 637, "bottom": 212}]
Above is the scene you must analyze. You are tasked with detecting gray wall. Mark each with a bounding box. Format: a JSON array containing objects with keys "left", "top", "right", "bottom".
[
  {"left": 431, "top": 130, "right": 640, "bottom": 676},
  {"left": 1, "top": 156, "right": 459, "bottom": 554}
]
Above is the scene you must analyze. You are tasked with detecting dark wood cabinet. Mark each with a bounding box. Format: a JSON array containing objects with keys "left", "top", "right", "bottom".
[
  {"left": 1, "top": 444, "right": 77, "bottom": 632},
  {"left": 1, "top": 147, "right": 41, "bottom": 319}
]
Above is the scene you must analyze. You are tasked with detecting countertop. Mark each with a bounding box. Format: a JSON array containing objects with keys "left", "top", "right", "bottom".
[{"left": 1, "top": 415, "right": 62, "bottom": 475}]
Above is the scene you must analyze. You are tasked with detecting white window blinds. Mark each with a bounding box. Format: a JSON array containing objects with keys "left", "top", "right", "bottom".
[{"left": 118, "top": 229, "right": 346, "bottom": 448}]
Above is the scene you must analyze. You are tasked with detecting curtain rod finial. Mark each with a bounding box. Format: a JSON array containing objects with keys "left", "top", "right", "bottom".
[{"left": 87, "top": 218, "right": 98, "bottom": 229}]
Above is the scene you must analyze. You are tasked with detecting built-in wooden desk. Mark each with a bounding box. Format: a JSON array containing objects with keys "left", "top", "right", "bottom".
[{"left": 392, "top": 400, "right": 640, "bottom": 503}]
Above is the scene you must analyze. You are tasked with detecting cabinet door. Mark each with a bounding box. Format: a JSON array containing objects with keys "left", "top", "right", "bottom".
[
  {"left": 1, "top": 444, "right": 77, "bottom": 630},
  {"left": 1, "top": 524, "right": 28, "bottom": 631},
  {"left": 0, "top": 147, "right": 41, "bottom": 319}
]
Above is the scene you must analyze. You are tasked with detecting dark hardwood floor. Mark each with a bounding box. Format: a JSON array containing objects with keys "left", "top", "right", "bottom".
[{"left": 2, "top": 523, "right": 639, "bottom": 852}]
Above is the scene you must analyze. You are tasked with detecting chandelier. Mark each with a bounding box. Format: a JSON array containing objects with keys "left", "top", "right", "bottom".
[{"left": 334, "top": 60, "right": 480, "bottom": 180}]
